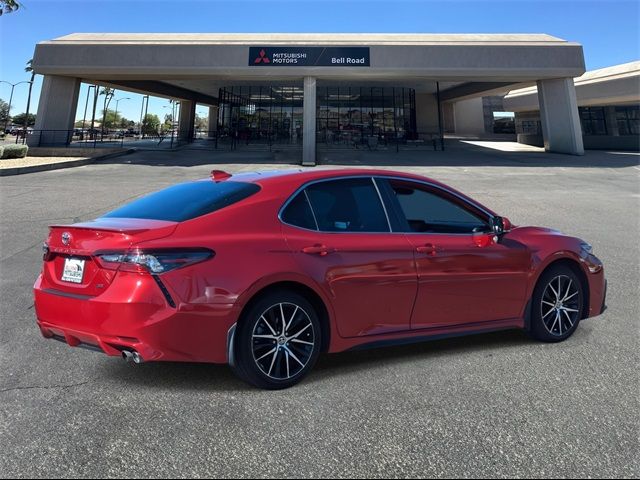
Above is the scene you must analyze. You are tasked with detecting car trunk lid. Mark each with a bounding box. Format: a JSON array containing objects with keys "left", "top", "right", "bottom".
[{"left": 42, "top": 218, "right": 178, "bottom": 296}]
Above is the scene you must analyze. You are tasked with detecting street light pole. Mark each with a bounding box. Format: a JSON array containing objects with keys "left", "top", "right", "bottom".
[
  {"left": 1, "top": 80, "right": 32, "bottom": 133},
  {"left": 90, "top": 87, "right": 99, "bottom": 143},
  {"left": 114, "top": 97, "right": 130, "bottom": 146},
  {"left": 113, "top": 97, "right": 130, "bottom": 130},
  {"left": 81, "top": 85, "right": 95, "bottom": 140},
  {"left": 139, "top": 95, "right": 148, "bottom": 139}
]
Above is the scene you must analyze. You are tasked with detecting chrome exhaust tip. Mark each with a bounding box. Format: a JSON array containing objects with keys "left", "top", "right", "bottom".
[
  {"left": 122, "top": 350, "right": 134, "bottom": 363},
  {"left": 131, "top": 351, "right": 143, "bottom": 364}
]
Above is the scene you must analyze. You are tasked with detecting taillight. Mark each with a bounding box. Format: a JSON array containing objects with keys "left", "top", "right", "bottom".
[
  {"left": 42, "top": 242, "right": 53, "bottom": 261},
  {"left": 95, "top": 248, "right": 213, "bottom": 274}
]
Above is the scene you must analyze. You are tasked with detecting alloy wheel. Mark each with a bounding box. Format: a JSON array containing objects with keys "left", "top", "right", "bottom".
[
  {"left": 251, "top": 302, "right": 316, "bottom": 380},
  {"left": 541, "top": 274, "right": 581, "bottom": 336}
]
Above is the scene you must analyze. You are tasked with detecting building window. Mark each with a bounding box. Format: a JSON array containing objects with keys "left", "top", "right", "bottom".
[
  {"left": 615, "top": 106, "right": 639, "bottom": 136},
  {"left": 316, "top": 86, "right": 416, "bottom": 146},
  {"left": 217, "top": 86, "right": 305, "bottom": 144},
  {"left": 579, "top": 107, "right": 607, "bottom": 136},
  {"left": 517, "top": 120, "right": 540, "bottom": 135},
  {"left": 216, "top": 85, "right": 417, "bottom": 146}
]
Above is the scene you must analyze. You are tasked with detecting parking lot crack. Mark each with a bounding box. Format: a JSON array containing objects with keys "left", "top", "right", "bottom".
[
  {"left": 0, "top": 241, "right": 43, "bottom": 263},
  {"left": 0, "top": 381, "right": 89, "bottom": 395}
]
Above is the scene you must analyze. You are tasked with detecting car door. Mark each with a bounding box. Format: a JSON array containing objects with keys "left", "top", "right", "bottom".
[
  {"left": 281, "top": 177, "right": 417, "bottom": 338},
  {"left": 378, "top": 177, "right": 531, "bottom": 330}
]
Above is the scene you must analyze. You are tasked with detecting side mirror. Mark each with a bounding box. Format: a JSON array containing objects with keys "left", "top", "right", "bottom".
[{"left": 491, "top": 216, "right": 511, "bottom": 236}]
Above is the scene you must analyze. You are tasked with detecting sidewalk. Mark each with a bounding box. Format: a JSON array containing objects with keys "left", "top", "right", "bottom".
[{"left": 0, "top": 148, "right": 135, "bottom": 176}]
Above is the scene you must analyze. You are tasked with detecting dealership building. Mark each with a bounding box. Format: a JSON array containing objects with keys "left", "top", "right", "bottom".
[
  {"left": 30, "top": 33, "right": 590, "bottom": 164},
  {"left": 504, "top": 61, "right": 639, "bottom": 151}
]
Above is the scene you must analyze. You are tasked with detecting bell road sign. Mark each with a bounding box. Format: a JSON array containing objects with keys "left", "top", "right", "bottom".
[{"left": 249, "top": 47, "right": 370, "bottom": 67}]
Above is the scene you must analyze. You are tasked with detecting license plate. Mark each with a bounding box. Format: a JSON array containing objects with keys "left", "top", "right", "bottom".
[{"left": 61, "top": 258, "right": 85, "bottom": 284}]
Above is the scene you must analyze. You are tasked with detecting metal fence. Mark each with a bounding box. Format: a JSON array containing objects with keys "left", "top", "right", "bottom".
[
  {"left": 8, "top": 129, "right": 187, "bottom": 150},
  {"left": 4, "top": 128, "right": 445, "bottom": 152},
  {"left": 202, "top": 130, "right": 445, "bottom": 152}
]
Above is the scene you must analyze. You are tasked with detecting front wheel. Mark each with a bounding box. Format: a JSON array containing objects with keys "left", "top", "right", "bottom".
[
  {"left": 231, "top": 290, "right": 321, "bottom": 390},
  {"left": 529, "top": 265, "right": 585, "bottom": 342}
]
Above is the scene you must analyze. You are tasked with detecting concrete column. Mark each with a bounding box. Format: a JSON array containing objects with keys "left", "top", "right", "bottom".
[
  {"left": 415, "top": 93, "right": 439, "bottom": 134},
  {"left": 537, "top": 78, "right": 584, "bottom": 155},
  {"left": 208, "top": 105, "right": 218, "bottom": 138},
  {"left": 453, "top": 97, "right": 485, "bottom": 135},
  {"left": 29, "top": 75, "right": 81, "bottom": 146},
  {"left": 302, "top": 76, "right": 316, "bottom": 166},
  {"left": 178, "top": 100, "right": 196, "bottom": 142}
]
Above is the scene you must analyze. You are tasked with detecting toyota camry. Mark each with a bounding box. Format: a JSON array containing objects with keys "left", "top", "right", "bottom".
[{"left": 34, "top": 169, "right": 607, "bottom": 389}]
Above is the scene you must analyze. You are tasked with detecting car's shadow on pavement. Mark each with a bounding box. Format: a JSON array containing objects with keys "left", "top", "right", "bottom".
[
  {"left": 98, "top": 358, "right": 254, "bottom": 392},
  {"left": 98, "top": 329, "right": 533, "bottom": 392},
  {"left": 308, "top": 329, "right": 532, "bottom": 384}
]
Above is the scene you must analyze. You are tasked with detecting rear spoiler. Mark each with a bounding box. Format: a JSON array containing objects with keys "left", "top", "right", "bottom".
[{"left": 49, "top": 217, "right": 178, "bottom": 234}]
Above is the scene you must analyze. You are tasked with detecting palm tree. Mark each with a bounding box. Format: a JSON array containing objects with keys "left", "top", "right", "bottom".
[
  {"left": 1, "top": 0, "right": 21, "bottom": 16},
  {"left": 23, "top": 59, "right": 35, "bottom": 137},
  {"left": 99, "top": 87, "right": 115, "bottom": 137}
]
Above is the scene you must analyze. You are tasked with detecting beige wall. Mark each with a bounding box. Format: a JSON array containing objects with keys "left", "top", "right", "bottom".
[
  {"left": 453, "top": 97, "right": 485, "bottom": 135},
  {"left": 415, "top": 93, "right": 439, "bottom": 133},
  {"left": 442, "top": 102, "right": 455, "bottom": 133}
]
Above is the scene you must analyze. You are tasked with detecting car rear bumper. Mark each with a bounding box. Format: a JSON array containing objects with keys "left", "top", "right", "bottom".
[{"left": 34, "top": 274, "right": 238, "bottom": 364}]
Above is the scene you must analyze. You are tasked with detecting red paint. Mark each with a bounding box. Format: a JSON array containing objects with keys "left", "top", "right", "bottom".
[{"left": 34, "top": 169, "right": 606, "bottom": 364}]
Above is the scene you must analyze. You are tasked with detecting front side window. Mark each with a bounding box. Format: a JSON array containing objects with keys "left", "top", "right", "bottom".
[
  {"left": 386, "top": 180, "right": 488, "bottom": 234},
  {"left": 304, "top": 178, "right": 389, "bottom": 233}
]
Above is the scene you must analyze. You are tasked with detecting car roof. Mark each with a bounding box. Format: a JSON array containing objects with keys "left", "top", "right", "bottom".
[
  {"left": 224, "top": 168, "right": 497, "bottom": 217},
  {"left": 230, "top": 168, "right": 440, "bottom": 187}
]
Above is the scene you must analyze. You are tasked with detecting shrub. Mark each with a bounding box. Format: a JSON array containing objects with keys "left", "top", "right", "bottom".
[{"left": 1, "top": 144, "right": 28, "bottom": 159}]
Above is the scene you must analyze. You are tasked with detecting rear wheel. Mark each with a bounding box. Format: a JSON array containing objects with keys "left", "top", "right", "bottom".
[
  {"left": 232, "top": 290, "right": 321, "bottom": 390},
  {"left": 529, "top": 265, "right": 585, "bottom": 342}
]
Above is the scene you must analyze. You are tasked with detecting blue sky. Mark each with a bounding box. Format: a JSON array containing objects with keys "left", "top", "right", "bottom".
[{"left": 1, "top": 0, "right": 638, "bottom": 123}]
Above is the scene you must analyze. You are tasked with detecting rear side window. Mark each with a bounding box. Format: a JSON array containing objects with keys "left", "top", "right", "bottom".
[
  {"left": 281, "top": 191, "right": 317, "bottom": 230},
  {"left": 305, "top": 178, "right": 389, "bottom": 232},
  {"left": 102, "top": 181, "right": 260, "bottom": 222}
]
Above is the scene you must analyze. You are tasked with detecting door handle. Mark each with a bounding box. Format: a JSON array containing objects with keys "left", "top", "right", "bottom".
[
  {"left": 416, "top": 243, "right": 438, "bottom": 256},
  {"left": 302, "top": 244, "right": 334, "bottom": 256}
]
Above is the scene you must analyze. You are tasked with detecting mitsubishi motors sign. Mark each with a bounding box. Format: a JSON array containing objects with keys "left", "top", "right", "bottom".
[{"left": 249, "top": 47, "right": 370, "bottom": 67}]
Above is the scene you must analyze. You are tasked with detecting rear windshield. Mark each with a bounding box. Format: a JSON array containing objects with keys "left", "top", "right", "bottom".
[{"left": 102, "top": 181, "right": 260, "bottom": 222}]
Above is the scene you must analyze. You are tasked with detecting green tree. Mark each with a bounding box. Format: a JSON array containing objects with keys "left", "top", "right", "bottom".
[
  {"left": 99, "top": 87, "right": 115, "bottom": 134},
  {"left": 101, "top": 109, "right": 124, "bottom": 130},
  {"left": 0, "top": 0, "right": 20, "bottom": 15},
  {"left": 142, "top": 113, "right": 160, "bottom": 135},
  {"left": 163, "top": 113, "right": 173, "bottom": 132},
  {"left": 195, "top": 113, "right": 208, "bottom": 131},
  {"left": 0, "top": 98, "right": 9, "bottom": 126},
  {"left": 11, "top": 112, "right": 36, "bottom": 127}
]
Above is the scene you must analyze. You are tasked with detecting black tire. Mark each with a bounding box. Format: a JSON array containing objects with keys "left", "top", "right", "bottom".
[
  {"left": 529, "top": 265, "right": 585, "bottom": 342},
  {"left": 231, "top": 289, "right": 321, "bottom": 390}
]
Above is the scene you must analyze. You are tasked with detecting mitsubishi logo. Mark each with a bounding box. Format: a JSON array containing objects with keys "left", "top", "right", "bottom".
[
  {"left": 61, "top": 232, "right": 72, "bottom": 246},
  {"left": 254, "top": 49, "right": 270, "bottom": 64}
]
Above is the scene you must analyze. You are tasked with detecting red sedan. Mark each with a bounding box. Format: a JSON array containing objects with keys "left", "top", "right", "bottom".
[{"left": 34, "top": 169, "right": 607, "bottom": 389}]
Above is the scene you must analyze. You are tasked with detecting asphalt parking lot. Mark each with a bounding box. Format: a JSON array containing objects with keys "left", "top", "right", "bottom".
[{"left": 1, "top": 145, "right": 638, "bottom": 478}]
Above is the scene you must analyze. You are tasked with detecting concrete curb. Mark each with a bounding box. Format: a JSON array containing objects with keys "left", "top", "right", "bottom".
[{"left": 0, "top": 148, "right": 137, "bottom": 176}]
